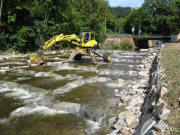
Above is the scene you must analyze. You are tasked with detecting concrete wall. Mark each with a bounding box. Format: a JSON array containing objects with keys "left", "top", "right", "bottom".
[
  {"left": 104, "top": 37, "right": 135, "bottom": 46},
  {"left": 104, "top": 36, "right": 155, "bottom": 49}
]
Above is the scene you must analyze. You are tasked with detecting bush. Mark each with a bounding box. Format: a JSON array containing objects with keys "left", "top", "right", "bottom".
[
  {"left": 120, "top": 40, "right": 134, "bottom": 50},
  {"left": 104, "top": 40, "right": 134, "bottom": 50},
  {"left": 104, "top": 44, "right": 120, "bottom": 50}
]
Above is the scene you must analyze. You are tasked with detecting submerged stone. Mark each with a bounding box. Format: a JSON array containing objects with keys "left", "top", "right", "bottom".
[{"left": 53, "top": 102, "right": 81, "bottom": 113}]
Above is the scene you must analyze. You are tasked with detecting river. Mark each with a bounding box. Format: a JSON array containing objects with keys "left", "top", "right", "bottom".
[{"left": 0, "top": 50, "right": 152, "bottom": 135}]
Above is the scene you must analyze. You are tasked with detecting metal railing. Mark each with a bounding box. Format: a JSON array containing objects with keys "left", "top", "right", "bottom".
[
  {"left": 106, "top": 33, "right": 171, "bottom": 37},
  {"left": 106, "top": 33, "right": 177, "bottom": 43}
]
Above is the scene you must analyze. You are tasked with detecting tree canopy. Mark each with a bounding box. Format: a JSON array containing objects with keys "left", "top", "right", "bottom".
[
  {"left": 0, "top": 0, "right": 117, "bottom": 52},
  {"left": 123, "top": 0, "right": 180, "bottom": 35},
  {"left": 111, "top": 6, "right": 131, "bottom": 18}
]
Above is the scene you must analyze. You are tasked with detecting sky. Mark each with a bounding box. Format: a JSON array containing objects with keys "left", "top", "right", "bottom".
[{"left": 108, "top": 0, "right": 144, "bottom": 7}]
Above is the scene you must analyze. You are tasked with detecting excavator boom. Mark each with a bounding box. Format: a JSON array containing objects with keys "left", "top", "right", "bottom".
[{"left": 42, "top": 34, "right": 81, "bottom": 50}]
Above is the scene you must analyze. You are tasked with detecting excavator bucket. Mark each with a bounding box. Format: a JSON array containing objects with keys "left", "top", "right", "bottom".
[{"left": 30, "top": 51, "right": 44, "bottom": 65}]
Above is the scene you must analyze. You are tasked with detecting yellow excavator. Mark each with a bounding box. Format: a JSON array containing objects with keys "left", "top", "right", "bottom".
[{"left": 30, "top": 32, "right": 111, "bottom": 65}]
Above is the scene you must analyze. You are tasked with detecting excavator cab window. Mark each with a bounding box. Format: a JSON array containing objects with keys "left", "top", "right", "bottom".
[
  {"left": 91, "top": 32, "right": 95, "bottom": 40},
  {"left": 83, "top": 32, "right": 90, "bottom": 42},
  {"left": 81, "top": 32, "right": 95, "bottom": 43}
]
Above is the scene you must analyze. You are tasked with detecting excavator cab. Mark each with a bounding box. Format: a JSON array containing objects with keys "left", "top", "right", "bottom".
[
  {"left": 81, "top": 32, "right": 95, "bottom": 43},
  {"left": 80, "top": 32, "right": 98, "bottom": 48}
]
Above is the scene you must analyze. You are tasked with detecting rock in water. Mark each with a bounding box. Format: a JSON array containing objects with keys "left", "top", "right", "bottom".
[
  {"left": 53, "top": 102, "right": 81, "bottom": 113},
  {"left": 34, "top": 57, "right": 44, "bottom": 65}
]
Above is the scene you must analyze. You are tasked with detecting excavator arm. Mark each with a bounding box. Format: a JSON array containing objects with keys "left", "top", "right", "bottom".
[
  {"left": 30, "top": 33, "right": 82, "bottom": 64},
  {"left": 42, "top": 34, "right": 81, "bottom": 50}
]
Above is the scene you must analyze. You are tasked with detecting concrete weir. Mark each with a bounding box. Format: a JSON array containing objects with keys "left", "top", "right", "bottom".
[{"left": 0, "top": 48, "right": 169, "bottom": 135}]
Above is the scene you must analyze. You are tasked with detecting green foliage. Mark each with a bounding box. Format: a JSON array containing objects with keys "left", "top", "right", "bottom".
[
  {"left": 124, "top": 0, "right": 180, "bottom": 35},
  {"left": 0, "top": 0, "right": 117, "bottom": 52},
  {"left": 104, "top": 44, "right": 120, "bottom": 50},
  {"left": 119, "top": 40, "right": 134, "bottom": 50},
  {"left": 1, "top": 0, "right": 179, "bottom": 53},
  {"left": 111, "top": 6, "right": 131, "bottom": 18},
  {"left": 104, "top": 40, "right": 134, "bottom": 50}
]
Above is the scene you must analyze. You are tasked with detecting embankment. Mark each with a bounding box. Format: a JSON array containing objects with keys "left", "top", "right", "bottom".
[{"left": 111, "top": 45, "right": 170, "bottom": 135}]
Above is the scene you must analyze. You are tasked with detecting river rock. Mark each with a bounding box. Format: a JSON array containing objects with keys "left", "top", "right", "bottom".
[
  {"left": 153, "top": 99, "right": 170, "bottom": 120},
  {"left": 108, "top": 116, "right": 118, "bottom": 127},
  {"left": 126, "top": 96, "right": 144, "bottom": 109},
  {"left": 120, "top": 127, "right": 135, "bottom": 135},
  {"left": 34, "top": 72, "right": 49, "bottom": 77},
  {"left": 113, "top": 118, "right": 127, "bottom": 130},
  {"left": 128, "top": 70, "right": 137, "bottom": 75},
  {"left": 0, "top": 69, "right": 7, "bottom": 73},
  {"left": 17, "top": 77, "right": 31, "bottom": 81},
  {"left": 116, "top": 79, "right": 124, "bottom": 84},
  {"left": 110, "top": 129, "right": 119, "bottom": 135},
  {"left": 148, "top": 48, "right": 154, "bottom": 52},
  {"left": 53, "top": 102, "right": 81, "bottom": 113},
  {"left": 66, "top": 80, "right": 86, "bottom": 89},
  {"left": 121, "top": 95, "right": 131, "bottom": 103},
  {"left": 138, "top": 71, "right": 149, "bottom": 77},
  {"left": 154, "top": 121, "right": 169, "bottom": 133},
  {"left": 96, "top": 77, "right": 111, "bottom": 83},
  {"left": 1, "top": 67, "right": 10, "bottom": 71},
  {"left": 137, "top": 64, "right": 145, "bottom": 69},
  {"left": 66, "top": 74, "right": 77, "bottom": 79},
  {"left": 160, "top": 86, "right": 168, "bottom": 96},
  {"left": 114, "top": 89, "right": 122, "bottom": 97},
  {"left": 80, "top": 105, "right": 105, "bottom": 122},
  {"left": 131, "top": 84, "right": 140, "bottom": 90},
  {"left": 140, "top": 49, "right": 148, "bottom": 52},
  {"left": 118, "top": 111, "right": 139, "bottom": 128},
  {"left": 106, "top": 82, "right": 124, "bottom": 88},
  {"left": 27, "top": 59, "right": 31, "bottom": 66},
  {"left": 108, "top": 97, "right": 121, "bottom": 108}
]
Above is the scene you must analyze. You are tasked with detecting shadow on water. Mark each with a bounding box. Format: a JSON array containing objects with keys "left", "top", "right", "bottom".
[
  {"left": 55, "top": 83, "right": 112, "bottom": 106},
  {"left": 0, "top": 94, "right": 24, "bottom": 119},
  {"left": 0, "top": 114, "right": 89, "bottom": 135},
  {"left": 25, "top": 66, "right": 54, "bottom": 73},
  {"left": 54, "top": 70, "right": 96, "bottom": 78},
  {"left": 0, "top": 71, "right": 32, "bottom": 82},
  {"left": 17, "top": 77, "right": 70, "bottom": 90}
]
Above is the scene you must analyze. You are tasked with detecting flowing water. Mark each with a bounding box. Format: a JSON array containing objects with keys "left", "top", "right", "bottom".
[{"left": 0, "top": 50, "right": 149, "bottom": 135}]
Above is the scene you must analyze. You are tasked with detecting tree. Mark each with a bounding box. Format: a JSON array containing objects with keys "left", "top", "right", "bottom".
[
  {"left": 142, "top": 0, "right": 174, "bottom": 34},
  {"left": 111, "top": 6, "right": 131, "bottom": 18},
  {"left": 0, "top": 0, "right": 4, "bottom": 25},
  {"left": 0, "top": 0, "right": 116, "bottom": 52},
  {"left": 124, "top": 8, "right": 144, "bottom": 34},
  {"left": 124, "top": 0, "right": 178, "bottom": 35},
  {"left": 171, "top": 0, "right": 180, "bottom": 33}
]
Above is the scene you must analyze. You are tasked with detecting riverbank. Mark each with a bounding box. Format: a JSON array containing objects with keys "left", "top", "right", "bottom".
[{"left": 161, "top": 43, "right": 180, "bottom": 135}]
